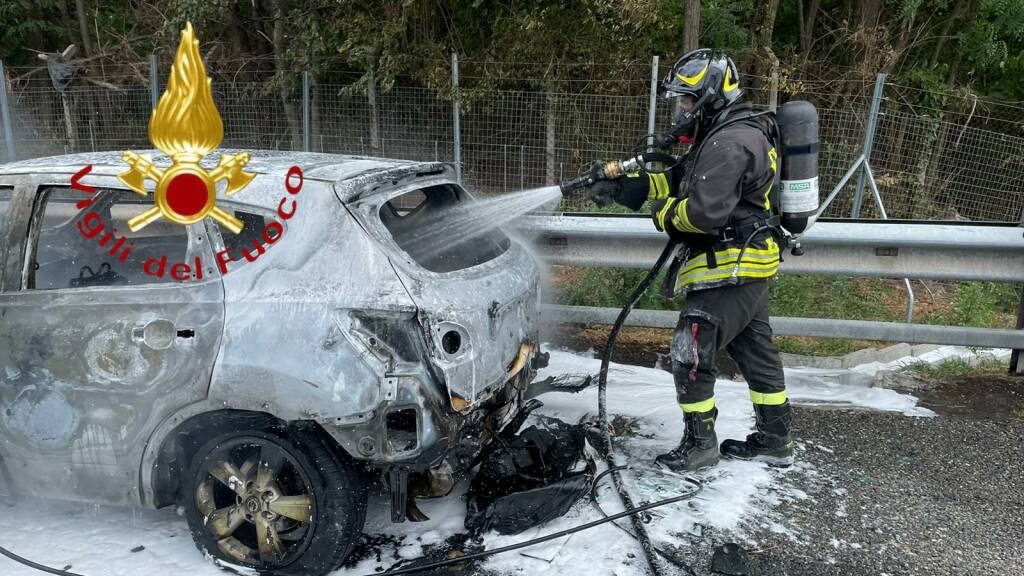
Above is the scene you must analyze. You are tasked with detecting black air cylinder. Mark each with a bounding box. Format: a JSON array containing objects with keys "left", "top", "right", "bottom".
[{"left": 777, "top": 100, "right": 820, "bottom": 234}]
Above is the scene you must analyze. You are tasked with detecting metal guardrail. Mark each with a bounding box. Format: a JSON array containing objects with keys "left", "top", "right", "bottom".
[
  {"left": 542, "top": 305, "right": 1024, "bottom": 350},
  {"left": 517, "top": 215, "right": 1024, "bottom": 372},
  {"left": 517, "top": 215, "right": 1024, "bottom": 282}
]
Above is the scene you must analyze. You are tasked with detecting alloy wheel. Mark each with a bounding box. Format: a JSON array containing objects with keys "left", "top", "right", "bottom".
[{"left": 194, "top": 437, "right": 316, "bottom": 568}]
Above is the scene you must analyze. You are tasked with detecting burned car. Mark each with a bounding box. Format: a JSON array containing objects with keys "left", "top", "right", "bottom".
[{"left": 0, "top": 151, "right": 544, "bottom": 575}]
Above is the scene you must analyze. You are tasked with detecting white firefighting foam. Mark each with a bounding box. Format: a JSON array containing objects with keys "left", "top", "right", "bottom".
[{"left": 0, "top": 345, "right": 971, "bottom": 576}]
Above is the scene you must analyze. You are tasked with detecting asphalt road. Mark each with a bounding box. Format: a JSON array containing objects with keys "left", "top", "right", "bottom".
[
  {"left": 732, "top": 396, "right": 1024, "bottom": 576},
  {"left": 547, "top": 325, "right": 1024, "bottom": 575}
]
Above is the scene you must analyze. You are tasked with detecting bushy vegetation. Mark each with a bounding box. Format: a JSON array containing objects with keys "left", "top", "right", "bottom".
[
  {"left": 904, "top": 356, "right": 1008, "bottom": 378},
  {"left": 553, "top": 266, "right": 1021, "bottom": 355},
  {"left": 3, "top": 1, "right": 1023, "bottom": 110}
]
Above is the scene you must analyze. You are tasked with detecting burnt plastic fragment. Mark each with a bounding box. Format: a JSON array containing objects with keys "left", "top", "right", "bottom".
[
  {"left": 388, "top": 467, "right": 410, "bottom": 523},
  {"left": 464, "top": 417, "right": 594, "bottom": 535}
]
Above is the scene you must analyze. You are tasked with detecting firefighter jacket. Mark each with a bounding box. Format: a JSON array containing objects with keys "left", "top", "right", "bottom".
[{"left": 617, "top": 104, "right": 780, "bottom": 293}]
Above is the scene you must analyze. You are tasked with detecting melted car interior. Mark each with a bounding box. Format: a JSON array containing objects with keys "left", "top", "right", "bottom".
[
  {"left": 380, "top": 183, "right": 509, "bottom": 273},
  {"left": 28, "top": 187, "right": 188, "bottom": 289}
]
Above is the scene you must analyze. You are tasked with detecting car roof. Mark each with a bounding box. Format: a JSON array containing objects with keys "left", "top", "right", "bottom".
[{"left": 0, "top": 150, "right": 451, "bottom": 205}]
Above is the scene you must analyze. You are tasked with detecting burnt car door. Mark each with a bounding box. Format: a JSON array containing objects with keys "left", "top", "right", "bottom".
[{"left": 0, "top": 174, "right": 224, "bottom": 506}]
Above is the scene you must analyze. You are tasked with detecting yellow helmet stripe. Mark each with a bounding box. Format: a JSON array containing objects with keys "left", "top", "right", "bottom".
[
  {"left": 677, "top": 63, "right": 709, "bottom": 86},
  {"left": 723, "top": 67, "right": 739, "bottom": 91}
]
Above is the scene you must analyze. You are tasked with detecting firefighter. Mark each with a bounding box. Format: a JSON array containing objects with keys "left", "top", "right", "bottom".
[{"left": 585, "top": 49, "right": 794, "bottom": 471}]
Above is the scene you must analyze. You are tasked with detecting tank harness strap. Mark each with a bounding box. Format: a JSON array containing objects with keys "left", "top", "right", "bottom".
[
  {"left": 782, "top": 142, "right": 820, "bottom": 155},
  {"left": 703, "top": 213, "right": 785, "bottom": 270},
  {"left": 704, "top": 246, "right": 718, "bottom": 269},
  {"left": 717, "top": 213, "right": 782, "bottom": 243}
]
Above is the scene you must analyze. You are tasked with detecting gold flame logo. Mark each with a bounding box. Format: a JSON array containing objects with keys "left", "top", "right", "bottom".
[{"left": 117, "top": 22, "right": 254, "bottom": 233}]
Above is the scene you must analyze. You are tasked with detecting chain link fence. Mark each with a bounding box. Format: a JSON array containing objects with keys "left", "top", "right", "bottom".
[{"left": 2, "top": 57, "right": 1023, "bottom": 222}]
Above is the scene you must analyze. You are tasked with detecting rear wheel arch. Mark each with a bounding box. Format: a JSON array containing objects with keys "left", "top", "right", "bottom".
[
  {"left": 150, "top": 409, "right": 279, "bottom": 508},
  {"left": 149, "top": 409, "right": 357, "bottom": 509}
]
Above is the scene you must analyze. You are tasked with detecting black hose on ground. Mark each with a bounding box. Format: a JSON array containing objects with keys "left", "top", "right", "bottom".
[
  {"left": 0, "top": 544, "right": 85, "bottom": 576},
  {"left": 590, "top": 465, "right": 702, "bottom": 574},
  {"left": 366, "top": 487, "right": 702, "bottom": 576},
  {"left": 596, "top": 239, "right": 679, "bottom": 576}
]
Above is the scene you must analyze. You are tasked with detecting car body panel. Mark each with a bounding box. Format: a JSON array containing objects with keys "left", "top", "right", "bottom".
[
  {"left": 0, "top": 151, "right": 541, "bottom": 510},
  {"left": 345, "top": 175, "right": 541, "bottom": 407},
  {"left": 0, "top": 172, "right": 223, "bottom": 505}
]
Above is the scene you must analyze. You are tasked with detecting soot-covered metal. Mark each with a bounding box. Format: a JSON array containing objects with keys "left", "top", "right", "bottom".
[{"left": 0, "top": 151, "right": 543, "bottom": 529}]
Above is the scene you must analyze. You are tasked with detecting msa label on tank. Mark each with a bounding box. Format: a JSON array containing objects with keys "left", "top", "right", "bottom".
[{"left": 781, "top": 176, "right": 819, "bottom": 214}]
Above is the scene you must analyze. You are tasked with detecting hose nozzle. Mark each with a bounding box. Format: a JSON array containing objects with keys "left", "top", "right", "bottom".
[
  {"left": 558, "top": 172, "right": 598, "bottom": 195},
  {"left": 559, "top": 157, "right": 641, "bottom": 195}
]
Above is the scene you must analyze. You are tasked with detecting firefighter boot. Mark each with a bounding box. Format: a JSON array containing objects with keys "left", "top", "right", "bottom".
[
  {"left": 720, "top": 402, "right": 794, "bottom": 467},
  {"left": 655, "top": 408, "right": 719, "bottom": 472}
]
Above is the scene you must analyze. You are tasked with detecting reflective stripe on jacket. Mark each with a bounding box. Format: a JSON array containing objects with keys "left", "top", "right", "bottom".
[{"left": 675, "top": 234, "right": 779, "bottom": 292}]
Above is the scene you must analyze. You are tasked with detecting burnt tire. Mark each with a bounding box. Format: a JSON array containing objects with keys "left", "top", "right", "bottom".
[{"left": 183, "top": 425, "right": 367, "bottom": 576}]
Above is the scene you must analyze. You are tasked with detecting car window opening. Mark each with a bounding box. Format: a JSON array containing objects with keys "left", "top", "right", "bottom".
[
  {"left": 29, "top": 187, "right": 189, "bottom": 290},
  {"left": 381, "top": 184, "right": 509, "bottom": 273}
]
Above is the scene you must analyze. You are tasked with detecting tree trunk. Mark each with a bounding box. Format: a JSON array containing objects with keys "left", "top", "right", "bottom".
[
  {"left": 750, "top": 0, "right": 781, "bottom": 84},
  {"left": 368, "top": 63, "right": 381, "bottom": 155},
  {"left": 798, "top": 0, "right": 805, "bottom": 49},
  {"left": 947, "top": 53, "right": 963, "bottom": 86},
  {"left": 270, "top": 0, "right": 301, "bottom": 149},
  {"left": 61, "top": 93, "right": 78, "bottom": 151},
  {"left": 883, "top": 6, "right": 918, "bottom": 73},
  {"left": 252, "top": 2, "right": 272, "bottom": 59},
  {"left": 74, "top": 0, "right": 94, "bottom": 56},
  {"left": 855, "top": 0, "right": 883, "bottom": 67},
  {"left": 930, "top": 0, "right": 964, "bottom": 67},
  {"left": 683, "top": 0, "right": 701, "bottom": 53},
  {"left": 311, "top": 73, "right": 321, "bottom": 152},
  {"left": 226, "top": 3, "right": 248, "bottom": 58},
  {"left": 800, "top": 0, "right": 821, "bottom": 60},
  {"left": 907, "top": 115, "right": 935, "bottom": 217},
  {"left": 947, "top": 0, "right": 982, "bottom": 85},
  {"left": 56, "top": 1, "right": 76, "bottom": 49}
]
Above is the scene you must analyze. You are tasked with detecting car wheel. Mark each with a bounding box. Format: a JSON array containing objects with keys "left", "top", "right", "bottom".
[{"left": 184, "top": 426, "right": 366, "bottom": 576}]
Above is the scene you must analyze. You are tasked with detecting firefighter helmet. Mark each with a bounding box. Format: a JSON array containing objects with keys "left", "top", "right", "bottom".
[{"left": 661, "top": 49, "right": 744, "bottom": 139}]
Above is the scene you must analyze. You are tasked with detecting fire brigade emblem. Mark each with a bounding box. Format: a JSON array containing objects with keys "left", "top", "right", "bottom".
[{"left": 117, "top": 22, "right": 254, "bottom": 234}]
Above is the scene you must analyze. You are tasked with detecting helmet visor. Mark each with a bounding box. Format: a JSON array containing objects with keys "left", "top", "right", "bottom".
[{"left": 671, "top": 94, "right": 699, "bottom": 126}]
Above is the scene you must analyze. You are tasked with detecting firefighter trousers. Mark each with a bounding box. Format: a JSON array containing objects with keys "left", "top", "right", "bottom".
[{"left": 670, "top": 280, "right": 787, "bottom": 413}]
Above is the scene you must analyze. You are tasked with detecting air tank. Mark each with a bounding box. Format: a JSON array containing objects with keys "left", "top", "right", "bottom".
[{"left": 777, "top": 100, "right": 820, "bottom": 234}]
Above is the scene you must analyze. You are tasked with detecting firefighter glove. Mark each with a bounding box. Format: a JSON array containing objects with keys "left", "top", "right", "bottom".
[{"left": 586, "top": 180, "right": 622, "bottom": 208}]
